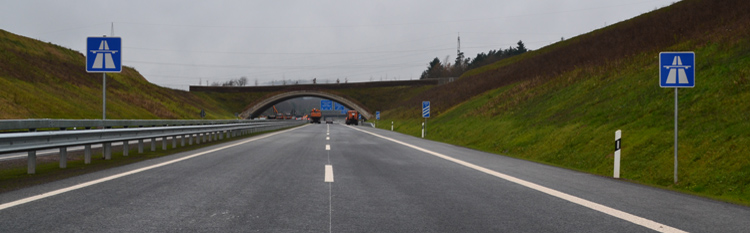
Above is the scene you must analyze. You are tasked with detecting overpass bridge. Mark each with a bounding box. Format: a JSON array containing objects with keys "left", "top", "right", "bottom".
[{"left": 190, "top": 79, "right": 450, "bottom": 120}]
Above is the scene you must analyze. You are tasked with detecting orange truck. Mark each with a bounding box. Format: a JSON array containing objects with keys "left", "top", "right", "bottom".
[
  {"left": 309, "top": 108, "right": 322, "bottom": 124},
  {"left": 345, "top": 110, "right": 359, "bottom": 125}
]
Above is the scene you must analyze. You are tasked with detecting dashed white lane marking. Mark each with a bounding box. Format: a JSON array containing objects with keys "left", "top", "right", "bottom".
[
  {"left": 326, "top": 137, "right": 330, "bottom": 141},
  {"left": 326, "top": 144, "right": 330, "bottom": 151},
  {"left": 324, "top": 165, "right": 334, "bottom": 182},
  {"left": 0, "top": 125, "right": 308, "bottom": 211},
  {"left": 347, "top": 126, "right": 687, "bottom": 233}
]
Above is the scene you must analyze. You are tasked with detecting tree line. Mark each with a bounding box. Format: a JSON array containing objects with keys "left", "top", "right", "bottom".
[{"left": 420, "top": 40, "right": 528, "bottom": 79}]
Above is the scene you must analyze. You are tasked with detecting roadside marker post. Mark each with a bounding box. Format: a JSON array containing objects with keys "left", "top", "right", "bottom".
[
  {"left": 614, "top": 130, "right": 622, "bottom": 178},
  {"left": 660, "top": 52, "right": 695, "bottom": 184},
  {"left": 391, "top": 121, "right": 394, "bottom": 131}
]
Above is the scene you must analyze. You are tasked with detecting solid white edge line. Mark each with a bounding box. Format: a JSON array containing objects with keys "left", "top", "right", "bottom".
[
  {"left": 324, "top": 165, "right": 334, "bottom": 182},
  {"left": 347, "top": 126, "right": 687, "bottom": 233},
  {"left": 0, "top": 125, "right": 308, "bottom": 211}
]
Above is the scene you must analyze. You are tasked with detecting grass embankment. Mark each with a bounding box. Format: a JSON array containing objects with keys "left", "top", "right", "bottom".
[
  {"left": 379, "top": 39, "right": 750, "bottom": 206},
  {"left": 0, "top": 29, "right": 237, "bottom": 119},
  {"left": 376, "top": 0, "right": 750, "bottom": 205}
]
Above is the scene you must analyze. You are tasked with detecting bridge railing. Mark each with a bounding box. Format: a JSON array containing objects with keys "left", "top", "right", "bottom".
[{"left": 0, "top": 119, "right": 306, "bottom": 174}]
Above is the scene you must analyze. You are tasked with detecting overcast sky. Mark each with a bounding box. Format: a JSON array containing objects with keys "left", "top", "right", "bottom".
[{"left": 1, "top": 0, "right": 676, "bottom": 90}]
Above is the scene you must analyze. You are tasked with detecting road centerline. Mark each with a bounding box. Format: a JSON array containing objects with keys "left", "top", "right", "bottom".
[
  {"left": 347, "top": 126, "right": 687, "bottom": 233},
  {"left": 325, "top": 165, "right": 334, "bottom": 182}
]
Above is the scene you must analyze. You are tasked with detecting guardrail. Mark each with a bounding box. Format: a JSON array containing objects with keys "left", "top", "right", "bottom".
[
  {"left": 0, "top": 120, "right": 306, "bottom": 174},
  {"left": 0, "top": 119, "right": 263, "bottom": 132}
]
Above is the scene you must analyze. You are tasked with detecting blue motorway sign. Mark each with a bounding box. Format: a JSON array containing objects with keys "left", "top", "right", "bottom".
[
  {"left": 86, "top": 37, "right": 122, "bottom": 73},
  {"left": 422, "top": 101, "right": 430, "bottom": 118},
  {"left": 660, "top": 52, "right": 695, "bottom": 88},
  {"left": 320, "top": 100, "right": 333, "bottom": 111},
  {"left": 334, "top": 102, "right": 346, "bottom": 114},
  {"left": 376, "top": 111, "right": 380, "bottom": 120}
]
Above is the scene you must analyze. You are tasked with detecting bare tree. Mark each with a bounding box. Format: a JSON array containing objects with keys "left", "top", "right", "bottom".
[{"left": 237, "top": 77, "right": 248, "bottom": 86}]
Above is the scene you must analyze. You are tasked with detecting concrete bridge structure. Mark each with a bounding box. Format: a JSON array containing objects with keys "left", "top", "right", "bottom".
[
  {"left": 190, "top": 78, "right": 453, "bottom": 120},
  {"left": 238, "top": 90, "right": 373, "bottom": 120}
]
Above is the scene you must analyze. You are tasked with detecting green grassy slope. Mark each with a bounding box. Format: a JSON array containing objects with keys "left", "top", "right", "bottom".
[
  {"left": 378, "top": 0, "right": 750, "bottom": 205},
  {"left": 0, "top": 29, "right": 236, "bottom": 119}
]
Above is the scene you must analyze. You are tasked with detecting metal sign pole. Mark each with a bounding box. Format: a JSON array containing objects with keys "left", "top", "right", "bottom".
[
  {"left": 103, "top": 73, "right": 106, "bottom": 120},
  {"left": 674, "top": 88, "right": 678, "bottom": 183}
]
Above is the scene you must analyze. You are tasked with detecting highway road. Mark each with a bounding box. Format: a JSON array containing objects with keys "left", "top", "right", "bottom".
[{"left": 0, "top": 123, "right": 748, "bottom": 232}]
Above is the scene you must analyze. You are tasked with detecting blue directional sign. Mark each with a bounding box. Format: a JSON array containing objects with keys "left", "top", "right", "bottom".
[
  {"left": 422, "top": 101, "right": 430, "bottom": 118},
  {"left": 320, "top": 100, "right": 333, "bottom": 111},
  {"left": 334, "top": 102, "right": 345, "bottom": 113},
  {"left": 376, "top": 111, "right": 380, "bottom": 120},
  {"left": 660, "top": 52, "right": 695, "bottom": 88},
  {"left": 86, "top": 37, "right": 122, "bottom": 73}
]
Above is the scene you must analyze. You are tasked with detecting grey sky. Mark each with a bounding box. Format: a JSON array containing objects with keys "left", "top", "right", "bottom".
[{"left": 1, "top": 0, "right": 675, "bottom": 90}]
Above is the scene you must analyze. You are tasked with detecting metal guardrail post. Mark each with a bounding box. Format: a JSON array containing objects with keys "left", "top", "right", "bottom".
[
  {"left": 181, "top": 135, "right": 185, "bottom": 147},
  {"left": 60, "top": 147, "right": 67, "bottom": 168},
  {"left": 188, "top": 134, "right": 193, "bottom": 145},
  {"left": 85, "top": 145, "right": 92, "bottom": 164},
  {"left": 123, "top": 141, "right": 129, "bottom": 156},
  {"left": 104, "top": 143, "right": 112, "bottom": 160},
  {"left": 162, "top": 137, "right": 167, "bottom": 151},
  {"left": 151, "top": 138, "right": 156, "bottom": 151},
  {"left": 138, "top": 139, "right": 144, "bottom": 153},
  {"left": 28, "top": 151, "right": 36, "bottom": 174}
]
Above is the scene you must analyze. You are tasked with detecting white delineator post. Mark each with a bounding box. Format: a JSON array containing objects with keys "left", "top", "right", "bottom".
[
  {"left": 421, "top": 122, "right": 425, "bottom": 138},
  {"left": 614, "top": 130, "right": 622, "bottom": 178},
  {"left": 391, "top": 121, "right": 394, "bottom": 131}
]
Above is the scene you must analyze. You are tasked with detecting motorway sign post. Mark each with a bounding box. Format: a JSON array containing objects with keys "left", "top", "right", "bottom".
[
  {"left": 86, "top": 36, "right": 122, "bottom": 120},
  {"left": 422, "top": 101, "right": 430, "bottom": 138},
  {"left": 660, "top": 51, "right": 695, "bottom": 184},
  {"left": 376, "top": 111, "right": 380, "bottom": 127}
]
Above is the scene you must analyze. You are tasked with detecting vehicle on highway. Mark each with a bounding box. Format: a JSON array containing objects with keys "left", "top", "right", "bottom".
[
  {"left": 345, "top": 110, "right": 359, "bottom": 125},
  {"left": 309, "top": 108, "right": 322, "bottom": 124},
  {"left": 325, "top": 118, "right": 333, "bottom": 124}
]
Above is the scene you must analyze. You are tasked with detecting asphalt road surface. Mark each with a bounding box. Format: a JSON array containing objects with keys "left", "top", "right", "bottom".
[{"left": 0, "top": 124, "right": 748, "bottom": 232}]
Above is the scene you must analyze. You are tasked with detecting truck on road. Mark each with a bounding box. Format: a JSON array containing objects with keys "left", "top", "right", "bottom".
[
  {"left": 309, "top": 108, "right": 322, "bottom": 124},
  {"left": 345, "top": 110, "right": 359, "bottom": 125}
]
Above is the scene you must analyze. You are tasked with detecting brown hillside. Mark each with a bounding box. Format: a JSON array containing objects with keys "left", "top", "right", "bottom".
[{"left": 407, "top": 0, "right": 750, "bottom": 115}]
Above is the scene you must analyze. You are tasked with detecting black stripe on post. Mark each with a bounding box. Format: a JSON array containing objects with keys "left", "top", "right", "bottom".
[{"left": 615, "top": 139, "right": 622, "bottom": 151}]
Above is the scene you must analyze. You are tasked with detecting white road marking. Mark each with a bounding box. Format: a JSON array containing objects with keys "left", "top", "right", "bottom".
[
  {"left": 348, "top": 126, "right": 687, "bottom": 233},
  {"left": 0, "top": 125, "right": 308, "bottom": 211},
  {"left": 326, "top": 144, "right": 330, "bottom": 151},
  {"left": 326, "top": 137, "right": 330, "bottom": 141},
  {"left": 324, "top": 165, "right": 334, "bottom": 182}
]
